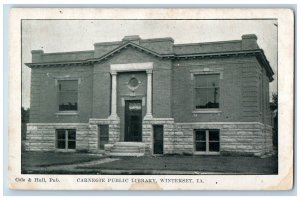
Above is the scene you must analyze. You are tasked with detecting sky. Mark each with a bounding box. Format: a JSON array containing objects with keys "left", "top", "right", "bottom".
[{"left": 22, "top": 19, "right": 278, "bottom": 109}]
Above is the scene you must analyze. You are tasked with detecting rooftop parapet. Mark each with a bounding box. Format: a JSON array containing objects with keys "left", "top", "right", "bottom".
[
  {"left": 122, "top": 35, "right": 141, "bottom": 45},
  {"left": 242, "top": 34, "right": 259, "bottom": 50},
  {"left": 31, "top": 50, "right": 44, "bottom": 63}
]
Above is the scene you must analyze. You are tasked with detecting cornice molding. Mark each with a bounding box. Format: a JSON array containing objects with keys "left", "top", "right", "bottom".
[{"left": 25, "top": 43, "right": 274, "bottom": 81}]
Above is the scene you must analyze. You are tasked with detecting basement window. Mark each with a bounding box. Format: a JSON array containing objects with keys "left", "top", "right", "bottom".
[
  {"left": 56, "top": 129, "right": 76, "bottom": 150},
  {"left": 58, "top": 80, "right": 78, "bottom": 111},
  {"left": 194, "top": 129, "right": 220, "bottom": 154}
]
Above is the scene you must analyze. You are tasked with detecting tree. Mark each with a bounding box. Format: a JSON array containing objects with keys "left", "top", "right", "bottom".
[
  {"left": 21, "top": 107, "right": 30, "bottom": 123},
  {"left": 21, "top": 107, "right": 30, "bottom": 141},
  {"left": 270, "top": 93, "right": 278, "bottom": 111},
  {"left": 270, "top": 93, "right": 278, "bottom": 149}
]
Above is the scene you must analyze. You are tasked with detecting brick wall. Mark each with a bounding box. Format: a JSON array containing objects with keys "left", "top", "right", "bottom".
[
  {"left": 174, "top": 40, "right": 242, "bottom": 54},
  {"left": 241, "top": 57, "right": 260, "bottom": 122},
  {"left": 26, "top": 35, "right": 274, "bottom": 156},
  {"left": 29, "top": 65, "right": 93, "bottom": 123},
  {"left": 94, "top": 47, "right": 172, "bottom": 118},
  {"left": 172, "top": 55, "right": 271, "bottom": 124},
  {"left": 140, "top": 38, "right": 174, "bottom": 54},
  {"left": 92, "top": 63, "right": 111, "bottom": 119},
  {"left": 172, "top": 57, "right": 244, "bottom": 122}
]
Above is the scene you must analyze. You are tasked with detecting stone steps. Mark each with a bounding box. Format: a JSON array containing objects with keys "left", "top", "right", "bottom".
[
  {"left": 111, "top": 149, "right": 142, "bottom": 153},
  {"left": 105, "top": 142, "right": 146, "bottom": 157}
]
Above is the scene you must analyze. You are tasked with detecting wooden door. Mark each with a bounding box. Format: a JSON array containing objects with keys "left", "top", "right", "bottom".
[{"left": 125, "top": 100, "right": 142, "bottom": 142}]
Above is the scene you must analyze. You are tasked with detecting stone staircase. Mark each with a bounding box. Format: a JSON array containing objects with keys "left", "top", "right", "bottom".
[{"left": 104, "top": 142, "right": 146, "bottom": 157}]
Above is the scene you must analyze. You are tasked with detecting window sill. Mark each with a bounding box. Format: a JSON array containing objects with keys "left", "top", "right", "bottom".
[
  {"left": 192, "top": 110, "right": 222, "bottom": 114},
  {"left": 55, "top": 111, "right": 78, "bottom": 116}
]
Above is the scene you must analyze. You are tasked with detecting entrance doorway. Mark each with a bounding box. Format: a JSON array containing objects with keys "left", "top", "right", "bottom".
[{"left": 125, "top": 100, "right": 142, "bottom": 142}]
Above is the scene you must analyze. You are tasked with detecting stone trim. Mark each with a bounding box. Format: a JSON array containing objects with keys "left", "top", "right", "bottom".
[
  {"left": 175, "top": 122, "right": 266, "bottom": 125},
  {"left": 89, "top": 118, "right": 111, "bottom": 122},
  {"left": 144, "top": 118, "right": 174, "bottom": 121},
  {"left": 192, "top": 110, "right": 222, "bottom": 114},
  {"left": 110, "top": 62, "right": 153, "bottom": 72},
  {"left": 55, "top": 112, "right": 78, "bottom": 116},
  {"left": 27, "top": 123, "right": 88, "bottom": 126}
]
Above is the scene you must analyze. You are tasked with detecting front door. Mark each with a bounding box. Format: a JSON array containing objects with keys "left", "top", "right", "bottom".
[{"left": 125, "top": 100, "right": 142, "bottom": 142}]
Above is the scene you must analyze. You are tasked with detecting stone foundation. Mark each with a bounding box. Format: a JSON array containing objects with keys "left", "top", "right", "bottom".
[
  {"left": 25, "top": 121, "right": 273, "bottom": 156},
  {"left": 88, "top": 118, "right": 120, "bottom": 152},
  {"left": 174, "top": 122, "right": 273, "bottom": 156},
  {"left": 25, "top": 123, "right": 90, "bottom": 151},
  {"left": 142, "top": 118, "right": 175, "bottom": 154}
]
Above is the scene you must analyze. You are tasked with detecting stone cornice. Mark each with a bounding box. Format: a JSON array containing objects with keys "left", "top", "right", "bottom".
[{"left": 25, "top": 43, "right": 274, "bottom": 81}]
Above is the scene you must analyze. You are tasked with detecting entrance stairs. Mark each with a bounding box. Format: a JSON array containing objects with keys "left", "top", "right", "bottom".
[{"left": 104, "top": 142, "right": 146, "bottom": 157}]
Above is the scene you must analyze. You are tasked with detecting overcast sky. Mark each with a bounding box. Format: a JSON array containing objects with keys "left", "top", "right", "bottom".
[{"left": 22, "top": 19, "right": 278, "bottom": 109}]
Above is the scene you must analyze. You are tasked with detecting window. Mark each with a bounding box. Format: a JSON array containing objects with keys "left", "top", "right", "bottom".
[
  {"left": 58, "top": 80, "right": 78, "bottom": 111},
  {"left": 98, "top": 125, "right": 109, "bottom": 150},
  {"left": 127, "top": 76, "right": 140, "bottom": 91},
  {"left": 56, "top": 129, "right": 76, "bottom": 150},
  {"left": 194, "top": 74, "right": 219, "bottom": 109},
  {"left": 195, "top": 129, "right": 220, "bottom": 153}
]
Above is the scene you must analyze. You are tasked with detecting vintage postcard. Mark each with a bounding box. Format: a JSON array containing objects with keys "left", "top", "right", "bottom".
[{"left": 8, "top": 8, "right": 294, "bottom": 190}]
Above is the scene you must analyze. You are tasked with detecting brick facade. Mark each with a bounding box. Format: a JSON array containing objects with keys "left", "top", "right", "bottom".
[{"left": 25, "top": 34, "right": 274, "bottom": 156}]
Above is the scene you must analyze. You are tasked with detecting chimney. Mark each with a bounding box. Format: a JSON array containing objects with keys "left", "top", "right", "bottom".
[
  {"left": 242, "top": 34, "right": 258, "bottom": 50},
  {"left": 31, "top": 50, "right": 44, "bottom": 63}
]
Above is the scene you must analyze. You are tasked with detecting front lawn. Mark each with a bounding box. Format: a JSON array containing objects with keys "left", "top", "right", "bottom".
[
  {"left": 79, "top": 155, "right": 278, "bottom": 174},
  {"left": 21, "top": 151, "right": 278, "bottom": 174},
  {"left": 21, "top": 151, "right": 103, "bottom": 168}
]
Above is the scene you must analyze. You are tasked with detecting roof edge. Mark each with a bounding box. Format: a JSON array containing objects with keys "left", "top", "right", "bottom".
[{"left": 174, "top": 40, "right": 241, "bottom": 47}]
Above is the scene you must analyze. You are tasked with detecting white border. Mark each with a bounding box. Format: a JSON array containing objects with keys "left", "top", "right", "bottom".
[{"left": 7, "top": 7, "right": 294, "bottom": 191}]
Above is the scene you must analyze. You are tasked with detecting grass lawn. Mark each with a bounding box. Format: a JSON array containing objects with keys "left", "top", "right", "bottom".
[
  {"left": 79, "top": 155, "right": 278, "bottom": 174},
  {"left": 21, "top": 151, "right": 103, "bottom": 168},
  {"left": 21, "top": 151, "right": 278, "bottom": 174}
]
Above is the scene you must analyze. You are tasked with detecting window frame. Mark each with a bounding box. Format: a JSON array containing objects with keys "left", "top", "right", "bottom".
[
  {"left": 98, "top": 125, "right": 109, "bottom": 150},
  {"left": 55, "top": 78, "right": 80, "bottom": 115},
  {"left": 194, "top": 129, "right": 220, "bottom": 155},
  {"left": 55, "top": 129, "right": 76, "bottom": 151},
  {"left": 191, "top": 70, "right": 222, "bottom": 114}
]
